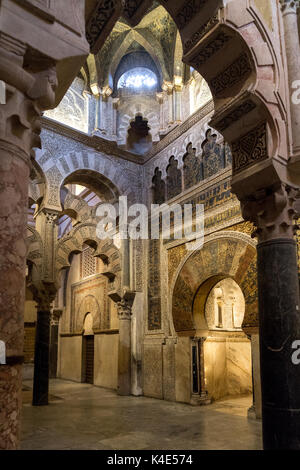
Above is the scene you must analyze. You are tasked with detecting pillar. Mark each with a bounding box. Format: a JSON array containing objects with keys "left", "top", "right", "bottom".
[
  {"left": 280, "top": 0, "right": 300, "bottom": 157},
  {"left": 94, "top": 86, "right": 113, "bottom": 138},
  {"left": 174, "top": 80, "right": 183, "bottom": 123},
  {"left": 156, "top": 92, "right": 165, "bottom": 131},
  {"left": 0, "top": 33, "right": 57, "bottom": 449},
  {"left": 49, "top": 309, "right": 62, "bottom": 379},
  {"left": 32, "top": 287, "right": 56, "bottom": 406},
  {"left": 162, "top": 81, "right": 174, "bottom": 126},
  {"left": 242, "top": 184, "right": 300, "bottom": 449},
  {"left": 190, "top": 337, "right": 211, "bottom": 405},
  {"left": 112, "top": 98, "right": 120, "bottom": 140},
  {"left": 117, "top": 299, "right": 133, "bottom": 396}
]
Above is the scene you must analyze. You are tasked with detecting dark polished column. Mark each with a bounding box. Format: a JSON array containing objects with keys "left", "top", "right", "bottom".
[
  {"left": 49, "top": 309, "right": 62, "bottom": 379},
  {"left": 32, "top": 287, "right": 56, "bottom": 406},
  {"left": 191, "top": 337, "right": 211, "bottom": 406},
  {"left": 258, "top": 238, "right": 300, "bottom": 448},
  {"left": 242, "top": 185, "right": 300, "bottom": 449}
]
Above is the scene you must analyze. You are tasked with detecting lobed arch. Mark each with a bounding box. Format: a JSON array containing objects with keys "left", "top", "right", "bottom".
[
  {"left": 148, "top": 124, "right": 224, "bottom": 183},
  {"left": 118, "top": 108, "right": 160, "bottom": 147},
  {"left": 55, "top": 222, "right": 122, "bottom": 295},
  {"left": 170, "top": 232, "right": 258, "bottom": 335},
  {"left": 26, "top": 225, "right": 44, "bottom": 279},
  {"left": 29, "top": 159, "right": 46, "bottom": 209}
]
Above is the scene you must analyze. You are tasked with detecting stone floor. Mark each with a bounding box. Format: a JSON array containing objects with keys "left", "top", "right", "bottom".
[{"left": 21, "top": 379, "right": 262, "bottom": 450}]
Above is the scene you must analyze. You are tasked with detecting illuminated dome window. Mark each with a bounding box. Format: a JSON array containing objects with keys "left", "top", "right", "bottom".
[{"left": 118, "top": 67, "right": 157, "bottom": 90}]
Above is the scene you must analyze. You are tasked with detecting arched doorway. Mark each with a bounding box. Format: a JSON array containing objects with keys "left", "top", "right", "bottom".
[
  {"left": 171, "top": 233, "right": 259, "bottom": 410},
  {"left": 193, "top": 276, "right": 252, "bottom": 402}
]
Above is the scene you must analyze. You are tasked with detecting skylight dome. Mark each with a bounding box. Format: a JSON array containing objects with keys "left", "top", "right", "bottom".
[{"left": 118, "top": 67, "right": 157, "bottom": 90}]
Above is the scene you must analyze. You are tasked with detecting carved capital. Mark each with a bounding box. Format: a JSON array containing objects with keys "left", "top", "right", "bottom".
[
  {"left": 0, "top": 33, "right": 57, "bottom": 158},
  {"left": 241, "top": 185, "right": 299, "bottom": 242},
  {"left": 44, "top": 210, "right": 59, "bottom": 225},
  {"left": 51, "top": 309, "right": 63, "bottom": 326},
  {"left": 280, "top": 0, "right": 299, "bottom": 14},
  {"left": 117, "top": 299, "right": 133, "bottom": 320},
  {"left": 33, "top": 283, "right": 57, "bottom": 312}
]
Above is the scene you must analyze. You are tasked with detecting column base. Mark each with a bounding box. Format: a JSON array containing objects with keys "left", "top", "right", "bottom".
[
  {"left": 247, "top": 404, "right": 260, "bottom": 420},
  {"left": 190, "top": 393, "right": 211, "bottom": 406}
]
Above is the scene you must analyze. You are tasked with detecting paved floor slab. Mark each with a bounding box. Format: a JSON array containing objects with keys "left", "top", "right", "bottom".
[{"left": 21, "top": 379, "right": 262, "bottom": 450}]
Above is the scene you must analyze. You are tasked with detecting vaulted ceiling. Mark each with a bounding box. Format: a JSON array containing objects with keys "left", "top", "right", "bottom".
[{"left": 89, "top": 2, "right": 180, "bottom": 89}]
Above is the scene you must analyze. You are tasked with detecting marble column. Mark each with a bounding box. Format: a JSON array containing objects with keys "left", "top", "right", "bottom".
[
  {"left": 0, "top": 33, "right": 57, "bottom": 449},
  {"left": 191, "top": 337, "right": 211, "bottom": 405},
  {"left": 156, "top": 92, "right": 164, "bottom": 131},
  {"left": 280, "top": 0, "right": 300, "bottom": 157},
  {"left": 32, "top": 286, "right": 56, "bottom": 406},
  {"left": 117, "top": 299, "right": 133, "bottom": 396},
  {"left": 242, "top": 184, "right": 300, "bottom": 449},
  {"left": 174, "top": 83, "right": 183, "bottom": 123},
  {"left": 49, "top": 309, "right": 62, "bottom": 379},
  {"left": 112, "top": 98, "right": 120, "bottom": 141}
]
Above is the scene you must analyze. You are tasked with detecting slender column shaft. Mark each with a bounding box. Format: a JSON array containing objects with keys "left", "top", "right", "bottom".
[
  {"left": 258, "top": 239, "right": 300, "bottom": 449},
  {"left": 242, "top": 185, "right": 300, "bottom": 448},
  {"left": 32, "top": 310, "right": 51, "bottom": 406},
  {"left": 174, "top": 87, "right": 182, "bottom": 122},
  {"left": 168, "top": 90, "right": 174, "bottom": 124},
  {"left": 118, "top": 316, "right": 132, "bottom": 396},
  {"left": 198, "top": 338, "right": 207, "bottom": 397}
]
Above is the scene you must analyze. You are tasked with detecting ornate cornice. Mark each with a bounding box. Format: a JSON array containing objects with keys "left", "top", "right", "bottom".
[
  {"left": 41, "top": 99, "right": 214, "bottom": 166},
  {"left": 41, "top": 116, "right": 144, "bottom": 165}
]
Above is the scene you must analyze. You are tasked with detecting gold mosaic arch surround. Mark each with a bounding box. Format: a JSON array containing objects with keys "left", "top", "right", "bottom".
[{"left": 169, "top": 231, "right": 258, "bottom": 333}]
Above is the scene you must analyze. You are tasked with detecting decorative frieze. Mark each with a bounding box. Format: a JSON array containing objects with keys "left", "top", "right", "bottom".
[
  {"left": 86, "top": 0, "right": 116, "bottom": 52},
  {"left": 231, "top": 122, "right": 268, "bottom": 173},
  {"left": 148, "top": 239, "right": 162, "bottom": 330},
  {"left": 184, "top": 14, "right": 219, "bottom": 53},
  {"left": 189, "top": 31, "right": 232, "bottom": 68},
  {"left": 176, "top": 0, "right": 208, "bottom": 29},
  {"left": 210, "top": 53, "right": 252, "bottom": 97},
  {"left": 214, "top": 100, "right": 257, "bottom": 132}
]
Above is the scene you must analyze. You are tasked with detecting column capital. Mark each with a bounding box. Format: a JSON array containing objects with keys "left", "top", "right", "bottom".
[
  {"left": 112, "top": 97, "right": 120, "bottom": 109},
  {"left": 241, "top": 184, "right": 299, "bottom": 242},
  {"left": 280, "top": 0, "right": 299, "bottom": 14},
  {"left": 43, "top": 209, "right": 59, "bottom": 225},
  {"left": 33, "top": 283, "right": 57, "bottom": 312},
  {"left": 51, "top": 309, "right": 62, "bottom": 326},
  {"left": 162, "top": 80, "right": 173, "bottom": 94},
  {"left": 117, "top": 299, "right": 133, "bottom": 320},
  {"left": 0, "top": 33, "right": 58, "bottom": 159}
]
